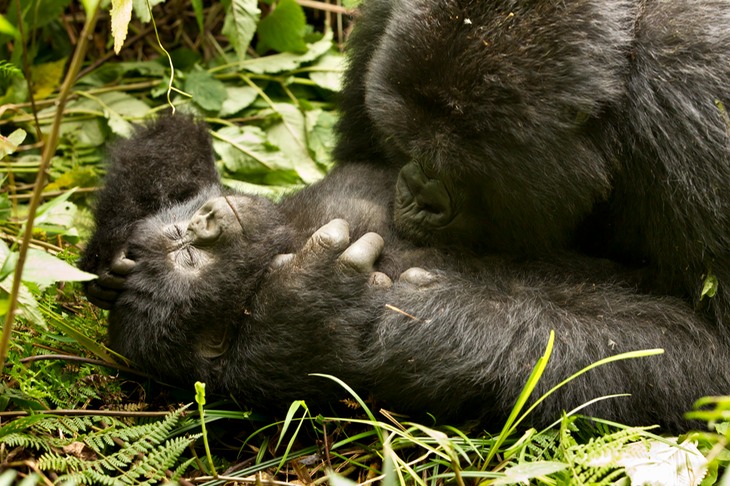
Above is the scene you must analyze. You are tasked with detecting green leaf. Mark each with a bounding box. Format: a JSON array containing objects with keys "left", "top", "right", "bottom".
[
  {"left": 0, "top": 15, "right": 18, "bottom": 37},
  {"left": 0, "top": 128, "right": 27, "bottom": 159},
  {"left": 702, "top": 272, "right": 719, "bottom": 299},
  {"left": 213, "top": 125, "right": 295, "bottom": 175},
  {"left": 110, "top": 0, "right": 134, "bottom": 54},
  {"left": 240, "top": 31, "right": 333, "bottom": 74},
  {"left": 266, "top": 103, "right": 324, "bottom": 183},
  {"left": 132, "top": 0, "right": 165, "bottom": 23},
  {"left": 306, "top": 109, "right": 337, "bottom": 168},
  {"left": 30, "top": 59, "right": 67, "bottom": 100},
  {"left": 81, "top": 0, "right": 101, "bottom": 15},
  {"left": 309, "top": 51, "right": 344, "bottom": 91},
  {"left": 23, "top": 250, "right": 96, "bottom": 287},
  {"left": 0, "top": 277, "right": 45, "bottom": 328},
  {"left": 219, "top": 86, "right": 258, "bottom": 116},
  {"left": 222, "top": 0, "right": 261, "bottom": 60},
  {"left": 191, "top": 0, "right": 204, "bottom": 32},
  {"left": 256, "top": 0, "right": 307, "bottom": 54},
  {"left": 185, "top": 70, "right": 228, "bottom": 112}
]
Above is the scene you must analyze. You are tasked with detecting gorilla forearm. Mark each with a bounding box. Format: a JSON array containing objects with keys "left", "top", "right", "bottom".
[{"left": 367, "top": 270, "right": 726, "bottom": 429}]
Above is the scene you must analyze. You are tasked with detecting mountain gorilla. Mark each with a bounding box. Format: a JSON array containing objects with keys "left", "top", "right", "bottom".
[
  {"left": 80, "top": 116, "right": 730, "bottom": 431},
  {"left": 335, "top": 0, "right": 730, "bottom": 330}
]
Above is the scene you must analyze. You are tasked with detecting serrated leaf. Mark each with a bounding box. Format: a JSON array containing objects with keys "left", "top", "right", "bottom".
[
  {"left": 30, "top": 59, "right": 67, "bottom": 100},
  {"left": 222, "top": 0, "right": 261, "bottom": 60},
  {"left": 256, "top": 0, "right": 307, "bottom": 54},
  {"left": 110, "top": 0, "right": 134, "bottom": 54},
  {"left": 23, "top": 250, "right": 96, "bottom": 287},
  {"left": 240, "top": 31, "right": 333, "bottom": 74},
  {"left": 219, "top": 86, "right": 258, "bottom": 116},
  {"left": 185, "top": 70, "right": 228, "bottom": 112},
  {"left": 309, "top": 51, "right": 344, "bottom": 92}
]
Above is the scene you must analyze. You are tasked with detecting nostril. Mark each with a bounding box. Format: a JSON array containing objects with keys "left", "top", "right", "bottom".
[{"left": 189, "top": 202, "right": 224, "bottom": 244}]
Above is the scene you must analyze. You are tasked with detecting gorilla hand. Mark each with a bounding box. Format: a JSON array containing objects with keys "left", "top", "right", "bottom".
[
  {"left": 84, "top": 250, "right": 136, "bottom": 309},
  {"left": 253, "top": 219, "right": 389, "bottom": 323}
]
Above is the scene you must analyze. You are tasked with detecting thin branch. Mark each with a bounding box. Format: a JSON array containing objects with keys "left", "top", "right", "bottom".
[{"left": 297, "top": 0, "right": 351, "bottom": 15}]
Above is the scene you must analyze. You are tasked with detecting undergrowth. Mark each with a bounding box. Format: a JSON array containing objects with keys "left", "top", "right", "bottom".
[{"left": 0, "top": 0, "right": 728, "bottom": 484}]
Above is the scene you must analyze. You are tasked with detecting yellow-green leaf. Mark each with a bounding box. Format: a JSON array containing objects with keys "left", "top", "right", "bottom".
[
  {"left": 30, "top": 59, "right": 67, "bottom": 100},
  {"left": 110, "top": 0, "right": 134, "bottom": 54}
]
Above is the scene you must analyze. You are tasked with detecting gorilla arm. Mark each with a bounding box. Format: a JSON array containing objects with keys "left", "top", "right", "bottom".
[{"left": 367, "top": 263, "right": 729, "bottom": 431}]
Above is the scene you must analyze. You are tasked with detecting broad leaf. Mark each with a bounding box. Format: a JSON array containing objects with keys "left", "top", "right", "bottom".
[
  {"left": 213, "top": 125, "right": 294, "bottom": 176},
  {"left": 267, "top": 103, "right": 324, "bottom": 183},
  {"left": 240, "top": 32, "right": 333, "bottom": 74},
  {"left": 219, "top": 86, "right": 259, "bottom": 116},
  {"left": 256, "top": 0, "right": 307, "bottom": 54},
  {"left": 185, "top": 71, "right": 228, "bottom": 112},
  {"left": 23, "top": 250, "right": 96, "bottom": 288},
  {"left": 30, "top": 59, "right": 67, "bottom": 100},
  {"left": 309, "top": 51, "right": 344, "bottom": 92}
]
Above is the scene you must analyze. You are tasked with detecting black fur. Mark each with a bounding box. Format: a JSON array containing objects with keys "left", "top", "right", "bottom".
[
  {"left": 335, "top": 0, "right": 730, "bottom": 330},
  {"left": 80, "top": 116, "right": 730, "bottom": 431}
]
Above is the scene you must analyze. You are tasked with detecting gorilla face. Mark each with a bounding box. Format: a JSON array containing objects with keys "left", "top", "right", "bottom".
[
  {"left": 359, "top": 0, "right": 628, "bottom": 253},
  {"left": 119, "top": 186, "right": 286, "bottom": 318}
]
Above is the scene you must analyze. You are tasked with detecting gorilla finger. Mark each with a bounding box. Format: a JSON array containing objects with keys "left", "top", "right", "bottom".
[
  {"left": 270, "top": 253, "right": 295, "bottom": 270},
  {"left": 110, "top": 255, "right": 136, "bottom": 275},
  {"left": 399, "top": 267, "right": 439, "bottom": 289},
  {"left": 97, "top": 272, "right": 127, "bottom": 290},
  {"left": 297, "top": 219, "right": 351, "bottom": 265},
  {"left": 337, "top": 232, "right": 385, "bottom": 274},
  {"left": 369, "top": 271, "right": 393, "bottom": 289},
  {"left": 85, "top": 283, "right": 121, "bottom": 310}
]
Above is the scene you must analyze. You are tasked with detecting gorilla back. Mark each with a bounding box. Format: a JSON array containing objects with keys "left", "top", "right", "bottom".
[
  {"left": 80, "top": 115, "right": 730, "bottom": 432},
  {"left": 335, "top": 0, "right": 730, "bottom": 329}
]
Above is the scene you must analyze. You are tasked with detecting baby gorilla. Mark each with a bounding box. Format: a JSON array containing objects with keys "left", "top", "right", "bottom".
[{"left": 81, "top": 115, "right": 730, "bottom": 431}]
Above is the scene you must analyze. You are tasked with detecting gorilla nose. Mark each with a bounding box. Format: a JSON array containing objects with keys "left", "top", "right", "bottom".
[{"left": 188, "top": 197, "right": 233, "bottom": 244}]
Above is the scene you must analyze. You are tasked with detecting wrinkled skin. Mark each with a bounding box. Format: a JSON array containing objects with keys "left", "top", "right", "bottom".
[{"left": 79, "top": 116, "right": 730, "bottom": 431}]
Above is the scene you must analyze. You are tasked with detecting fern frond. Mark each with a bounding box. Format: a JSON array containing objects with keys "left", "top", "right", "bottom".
[{"left": 0, "top": 61, "right": 23, "bottom": 81}]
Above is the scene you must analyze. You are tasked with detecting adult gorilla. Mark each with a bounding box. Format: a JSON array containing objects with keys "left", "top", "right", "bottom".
[{"left": 335, "top": 0, "right": 730, "bottom": 330}]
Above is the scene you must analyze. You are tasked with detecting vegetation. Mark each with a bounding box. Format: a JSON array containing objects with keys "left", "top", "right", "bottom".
[{"left": 0, "top": 0, "right": 728, "bottom": 483}]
